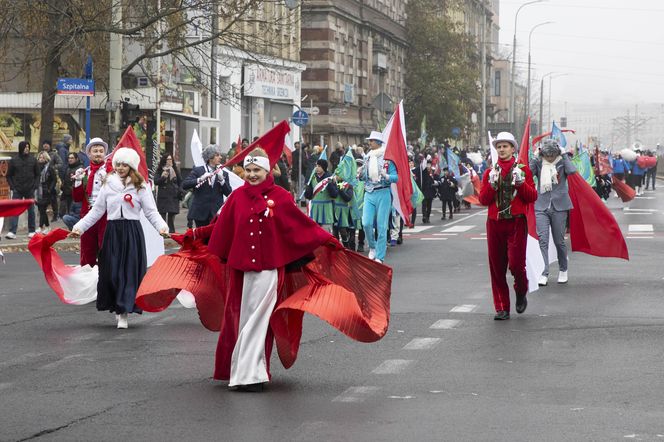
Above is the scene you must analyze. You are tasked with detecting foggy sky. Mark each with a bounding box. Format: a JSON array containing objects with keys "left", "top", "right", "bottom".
[{"left": 498, "top": 0, "right": 664, "bottom": 106}]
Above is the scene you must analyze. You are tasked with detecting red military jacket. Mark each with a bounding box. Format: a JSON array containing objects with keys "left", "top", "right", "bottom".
[
  {"left": 479, "top": 157, "right": 537, "bottom": 220},
  {"left": 207, "top": 175, "right": 333, "bottom": 272}
]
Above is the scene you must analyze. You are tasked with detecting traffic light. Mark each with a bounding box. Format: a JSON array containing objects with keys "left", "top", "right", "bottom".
[{"left": 121, "top": 100, "right": 140, "bottom": 128}]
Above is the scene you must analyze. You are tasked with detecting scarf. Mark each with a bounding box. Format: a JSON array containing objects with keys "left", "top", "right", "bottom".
[
  {"left": 86, "top": 161, "right": 104, "bottom": 195},
  {"left": 540, "top": 156, "right": 561, "bottom": 193},
  {"left": 163, "top": 165, "right": 176, "bottom": 180},
  {"left": 38, "top": 164, "right": 49, "bottom": 200},
  {"left": 367, "top": 147, "right": 386, "bottom": 182}
]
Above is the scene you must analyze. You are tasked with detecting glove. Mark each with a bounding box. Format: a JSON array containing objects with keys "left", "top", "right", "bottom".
[
  {"left": 380, "top": 169, "right": 388, "bottom": 179},
  {"left": 512, "top": 168, "right": 525, "bottom": 186},
  {"left": 197, "top": 171, "right": 214, "bottom": 183},
  {"left": 73, "top": 168, "right": 86, "bottom": 186},
  {"left": 488, "top": 167, "right": 500, "bottom": 189}
]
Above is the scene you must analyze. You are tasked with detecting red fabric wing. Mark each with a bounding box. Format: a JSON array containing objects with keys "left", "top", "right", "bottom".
[
  {"left": 0, "top": 199, "right": 35, "bottom": 217},
  {"left": 28, "top": 229, "right": 75, "bottom": 302},
  {"left": 568, "top": 173, "right": 629, "bottom": 260},
  {"left": 611, "top": 176, "right": 636, "bottom": 202},
  {"left": 135, "top": 236, "right": 228, "bottom": 331}
]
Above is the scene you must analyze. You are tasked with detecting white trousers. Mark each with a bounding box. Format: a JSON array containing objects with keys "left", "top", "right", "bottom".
[{"left": 229, "top": 269, "right": 278, "bottom": 387}]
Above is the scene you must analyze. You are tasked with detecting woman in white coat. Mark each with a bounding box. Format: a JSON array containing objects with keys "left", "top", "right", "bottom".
[{"left": 71, "top": 148, "right": 169, "bottom": 328}]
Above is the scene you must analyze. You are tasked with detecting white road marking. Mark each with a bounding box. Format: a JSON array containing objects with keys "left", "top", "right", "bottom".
[
  {"left": 624, "top": 212, "right": 653, "bottom": 216},
  {"left": 624, "top": 207, "right": 658, "bottom": 212},
  {"left": 388, "top": 395, "right": 415, "bottom": 399},
  {"left": 442, "top": 225, "right": 475, "bottom": 233},
  {"left": 443, "top": 209, "right": 488, "bottom": 228},
  {"left": 430, "top": 319, "right": 461, "bottom": 329},
  {"left": 420, "top": 238, "right": 447, "bottom": 241},
  {"left": 626, "top": 236, "right": 654, "bottom": 239},
  {"left": 450, "top": 304, "right": 477, "bottom": 313},
  {"left": 332, "top": 386, "right": 380, "bottom": 403},
  {"left": 433, "top": 233, "right": 457, "bottom": 236},
  {"left": 372, "top": 359, "right": 414, "bottom": 374},
  {"left": 628, "top": 224, "right": 654, "bottom": 232},
  {"left": 470, "top": 237, "right": 487, "bottom": 240},
  {"left": 406, "top": 225, "right": 437, "bottom": 233},
  {"left": 403, "top": 337, "right": 441, "bottom": 350},
  {"left": 635, "top": 196, "right": 655, "bottom": 199}
]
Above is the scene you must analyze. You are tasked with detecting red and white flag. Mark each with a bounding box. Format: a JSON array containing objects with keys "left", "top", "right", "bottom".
[{"left": 383, "top": 100, "right": 414, "bottom": 227}]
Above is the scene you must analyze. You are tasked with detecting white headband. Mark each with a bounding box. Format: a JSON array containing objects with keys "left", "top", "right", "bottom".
[{"left": 243, "top": 155, "right": 270, "bottom": 171}]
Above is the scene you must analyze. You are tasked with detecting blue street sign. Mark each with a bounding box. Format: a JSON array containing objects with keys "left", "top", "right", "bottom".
[
  {"left": 57, "top": 78, "right": 95, "bottom": 96},
  {"left": 451, "top": 127, "right": 461, "bottom": 138},
  {"left": 292, "top": 110, "right": 309, "bottom": 127}
]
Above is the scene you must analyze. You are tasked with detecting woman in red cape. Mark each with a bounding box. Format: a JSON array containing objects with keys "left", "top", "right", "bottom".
[{"left": 136, "top": 147, "right": 391, "bottom": 392}]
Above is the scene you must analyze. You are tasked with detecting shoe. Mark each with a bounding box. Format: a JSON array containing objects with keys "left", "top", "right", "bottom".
[
  {"left": 233, "top": 383, "right": 265, "bottom": 393},
  {"left": 41, "top": 227, "right": 50, "bottom": 234},
  {"left": 35, "top": 227, "right": 42, "bottom": 234},
  {"left": 397, "top": 236, "right": 403, "bottom": 245},
  {"left": 374, "top": 258, "right": 383, "bottom": 264},
  {"left": 516, "top": 294, "right": 528, "bottom": 314},
  {"left": 27, "top": 232, "right": 36, "bottom": 238},
  {"left": 558, "top": 271, "right": 568, "bottom": 284},
  {"left": 493, "top": 311, "right": 510, "bottom": 320},
  {"left": 390, "top": 239, "right": 397, "bottom": 247},
  {"left": 449, "top": 215, "right": 453, "bottom": 220},
  {"left": 5, "top": 232, "right": 16, "bottom": 239},
  {"left": 117, "top": 313, "right": 128, "bottom": 329},
  {"left": 441, "top": 216, "right": 446, "bottom": 220},
  {"left": 538, "top": 275, "right": 548, "bottom": 286},
  {"left": 356, "top": 244, "right": 365, "bottom": 253},
  {"left": 368, "top": 249, "right": 376, "bottom": 260}
]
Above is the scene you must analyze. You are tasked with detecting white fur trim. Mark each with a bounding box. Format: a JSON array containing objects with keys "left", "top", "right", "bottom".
[{"left": 112, "top": 147, "right": 140, "bottom": 171}]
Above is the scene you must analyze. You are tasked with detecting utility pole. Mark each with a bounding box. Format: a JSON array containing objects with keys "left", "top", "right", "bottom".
[
  {"left": 153, "top": 0, "right": 163, "bottom": 178},
  {"left": 108, "top": 0, "right": 123, "bottom": 144},
  {"left": 612, "top": 108, "right": 652, "bottom": 147},
  {"left": 539, "top": 77, "right": 544, "bottom": 136},
  {"left": 480, "top": 2, "right": 487, "bottom": 145}
]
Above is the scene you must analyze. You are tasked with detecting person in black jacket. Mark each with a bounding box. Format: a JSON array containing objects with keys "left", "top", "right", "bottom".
[
  {"left": 181, "top": 144, "right": 232, "bottom": 227},
  {"left": 439, "top": 167, "right": 458, "bottom": 220},
  {"left": 35, "top": 151, "right": 57, "bottom": 233},
  {"left": 155, "top": 153, "right": 182, "bottom": 233},
  {"left": 6, "top": 141, "right": 39, "bottom": 239},
  {"left": 414, "top": 159, "right": 440, "bottom": 224},
  {"left": 59, "top": 152, "right": 81, "bottom": 218}
]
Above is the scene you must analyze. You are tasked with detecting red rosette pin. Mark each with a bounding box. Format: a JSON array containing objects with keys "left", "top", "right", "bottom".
[
  {"left": 124, "top": 194, "right": 134, "bottom": 208},
  {"left": 265, "top": 199, "right": 275, "bottom": 217}
]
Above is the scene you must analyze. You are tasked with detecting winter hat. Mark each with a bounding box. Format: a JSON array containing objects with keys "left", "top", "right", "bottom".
[
  {"left": 112, "top": 147, "right": 140, "bottom": 171},
  {"left": 492, "top": 132, "right": 518, "bottom": 151},
  {"left": 540, "top": 139, "right": 561, "bottom": 158},
  {"left": 85, "top": 137, "right": 109, "bottom": 155},
  {"left": 63, "top": 134, "right": 73, "bottom": 143},
  {"left": 316, "top": 159, "right": 329, "bottom": 171}
]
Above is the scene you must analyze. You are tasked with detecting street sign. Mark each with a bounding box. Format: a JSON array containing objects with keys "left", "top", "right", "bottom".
[
  {"left": 57, "top": 78, "right": 95, "bottom": 96},
  {"left": 451, "top": 127, "right": 461, "bottom": 138},
  {"left": 304, "top": 106, "right": 320, "bottom": 116},
  {"left": 292, "top": 110, "right": 309, "bottom": 127}
]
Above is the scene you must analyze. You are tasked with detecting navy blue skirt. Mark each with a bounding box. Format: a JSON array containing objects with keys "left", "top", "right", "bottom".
[{"left": 96, "top": 219, "right": 146, "bottom": 314}]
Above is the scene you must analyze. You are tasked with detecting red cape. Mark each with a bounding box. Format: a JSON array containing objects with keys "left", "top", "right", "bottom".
[
  {"left": 568, "top": 173, "right": 629, "bottom": 260},
  {"left": 136, "top": 176, "right": 392, "bottom": 371},
  {"left": 612, "top": 176, "right": 636, "bottom": 202},
  {"left": 0, "top": 199, "right": 34, "bottom": 217}
]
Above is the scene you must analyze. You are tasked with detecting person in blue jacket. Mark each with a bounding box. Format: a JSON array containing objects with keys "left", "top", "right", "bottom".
[{"left": 359, "top": 131, "right": 398, "bottom": 264}]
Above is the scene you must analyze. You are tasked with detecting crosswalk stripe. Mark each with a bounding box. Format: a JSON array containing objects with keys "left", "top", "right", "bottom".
[
  {"left": 403, "top": 338, "right": 441, "bottom": 350},
  {"left": 442, "top": 225, "right": 475, "bottom": 233},
  {"left": 450, "top": 304, "right": 477, "bottom": 313},
  {"left": 332, "top": 386, "right": 381, "bottom": 402},
  {"left": 430, "top": 319, "right": 461, "bottom": 329},
  {"left": 372, "top": 359, "right": 414, "bottom": 374},
  {"left": 628, "top": 224, "right": 654, "bottom": 232}
]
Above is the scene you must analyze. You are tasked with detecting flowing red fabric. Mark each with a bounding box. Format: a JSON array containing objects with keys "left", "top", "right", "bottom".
[
  {"left": 517, "top": 117, "right": 539, "bottom": 239},
  {"left": 612, "top": 176, "right": 636, "bottom": 202},
  {"left": 107, "top": 126, "right": 150, "bottom": 180},
  {"left": 135, "top": 238, "right": 391, "bottom": 370},
  {"left": 463, "top": 173, "right": 482, "bottom": 206},
  {"left": 224, "top": 121, "right": 291, "bottom": 169},
  {"left": 568, "top": 173, "right": 629, "bottom": 260},
  {"left": 0, "top": 199, "right": 34, "bottom": 217},
  {"left": 532, "top": 129, "right": 576, "bottom": 146},
  {"left": 28, "top": 229, "right": 75, "bottom": 302},
  {"left": 384, "top": 102, "right": 414, "bottom": 227}
]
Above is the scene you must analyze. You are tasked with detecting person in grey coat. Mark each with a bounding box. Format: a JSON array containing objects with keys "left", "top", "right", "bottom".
[{"left": 529, "top": 139, "right": 577, "bottom": 286}]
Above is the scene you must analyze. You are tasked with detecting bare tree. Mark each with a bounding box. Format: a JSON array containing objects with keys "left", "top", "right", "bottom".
[{"left": 0, "top": 0, "right": 299, "bottom": 146}]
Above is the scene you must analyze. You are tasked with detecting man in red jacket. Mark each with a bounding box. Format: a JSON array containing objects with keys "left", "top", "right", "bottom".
[{"left": 479, "top": 132, "right": 537, "bottom": 320}]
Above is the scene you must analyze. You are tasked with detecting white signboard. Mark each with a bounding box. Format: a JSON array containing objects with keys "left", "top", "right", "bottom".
[{"left": 243, "top": 64, "right": 299, "bottom": 100}]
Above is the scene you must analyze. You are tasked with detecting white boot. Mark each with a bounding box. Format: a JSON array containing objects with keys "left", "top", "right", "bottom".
[
  {"left": 558, "top": 271, "right": 568, "bottom": 284},
  {"left": 117, "top": 313, "right": 128, "bottom": 329},
  {"left": 368, "top": 249, "right": 376, "bottom": 260},
  {"left": 538, "top": 275, "right": 548, "bottom": 286}
]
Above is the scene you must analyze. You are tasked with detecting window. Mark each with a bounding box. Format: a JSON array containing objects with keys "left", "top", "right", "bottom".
[{"left": 494, "top": 70, "right": 501, "bottom": 96}]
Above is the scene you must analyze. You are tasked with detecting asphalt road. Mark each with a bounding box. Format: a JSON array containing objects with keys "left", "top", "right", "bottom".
[{"left": 1, "top": 185, "right": 664, "bottom": 441}]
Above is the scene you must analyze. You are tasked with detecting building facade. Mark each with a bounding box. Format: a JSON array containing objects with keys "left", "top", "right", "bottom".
[{"left": 300, "top": 0, "right": 408, "bottom": 147}]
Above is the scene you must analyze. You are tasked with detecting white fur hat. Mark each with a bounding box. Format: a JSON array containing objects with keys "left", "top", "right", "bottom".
[
  {"left": 112, "top": 147, "right": 140, "bottom": 171},
  {"left": 85, "top": 137, "right": 108, "bottom": 155}
]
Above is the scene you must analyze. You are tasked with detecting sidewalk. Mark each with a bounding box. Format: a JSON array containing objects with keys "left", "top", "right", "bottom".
[{"left": 0, "top": 207, "right": 194, "bottom": 253}]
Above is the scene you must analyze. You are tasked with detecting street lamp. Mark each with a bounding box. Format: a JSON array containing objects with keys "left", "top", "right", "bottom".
[
  {"left": 540, "top": 72, "right": 568, "bottom": 133},
  {"left": 510, "top": 0, "right": 547, "bottom": 124},
  {"left": 526, "top": 21, "right": 554, "bottom": 122}
]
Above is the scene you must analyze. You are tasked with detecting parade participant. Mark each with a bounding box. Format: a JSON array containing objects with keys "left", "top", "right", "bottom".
[
  {"left": 439, "top": 167, "right": 457, "bottom": 220},
  {"left": 70, "top": 148, "right": 168, "bottom": 329},
  {"left": 414, "top": 159, "right": 438, "bottom": 224},
  {"left": 181, "top": 144, "right": 232, "bottom": 227},
  {"left": 6, "top": 141, "right": 39, "bottom": 239},
  {"left": 71, "top": 138, "right": 110, "bottom": 266},
  {"left": 332, "top": 150, "right": 358, "bottom": 250},
  {"left": 479, "top": 132, "right": 537, "bottom": 320},
  {"left": 353, "top": 155, "right": 366, "bottom": 252},
  {"left": 644, "top": 151, "right": 658, "bottom": 191},
  {"left": 529, "top": 139, "right": 577, "bottom": 286},
  {"left": 304, "top": 158, "right": 338, "bottom": 228},
  {"left": 360, "top": 131, "right": 398, "bottom": 263},
  {"left": 35, "top": 151, "right": 57, "bottom": 234}
]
